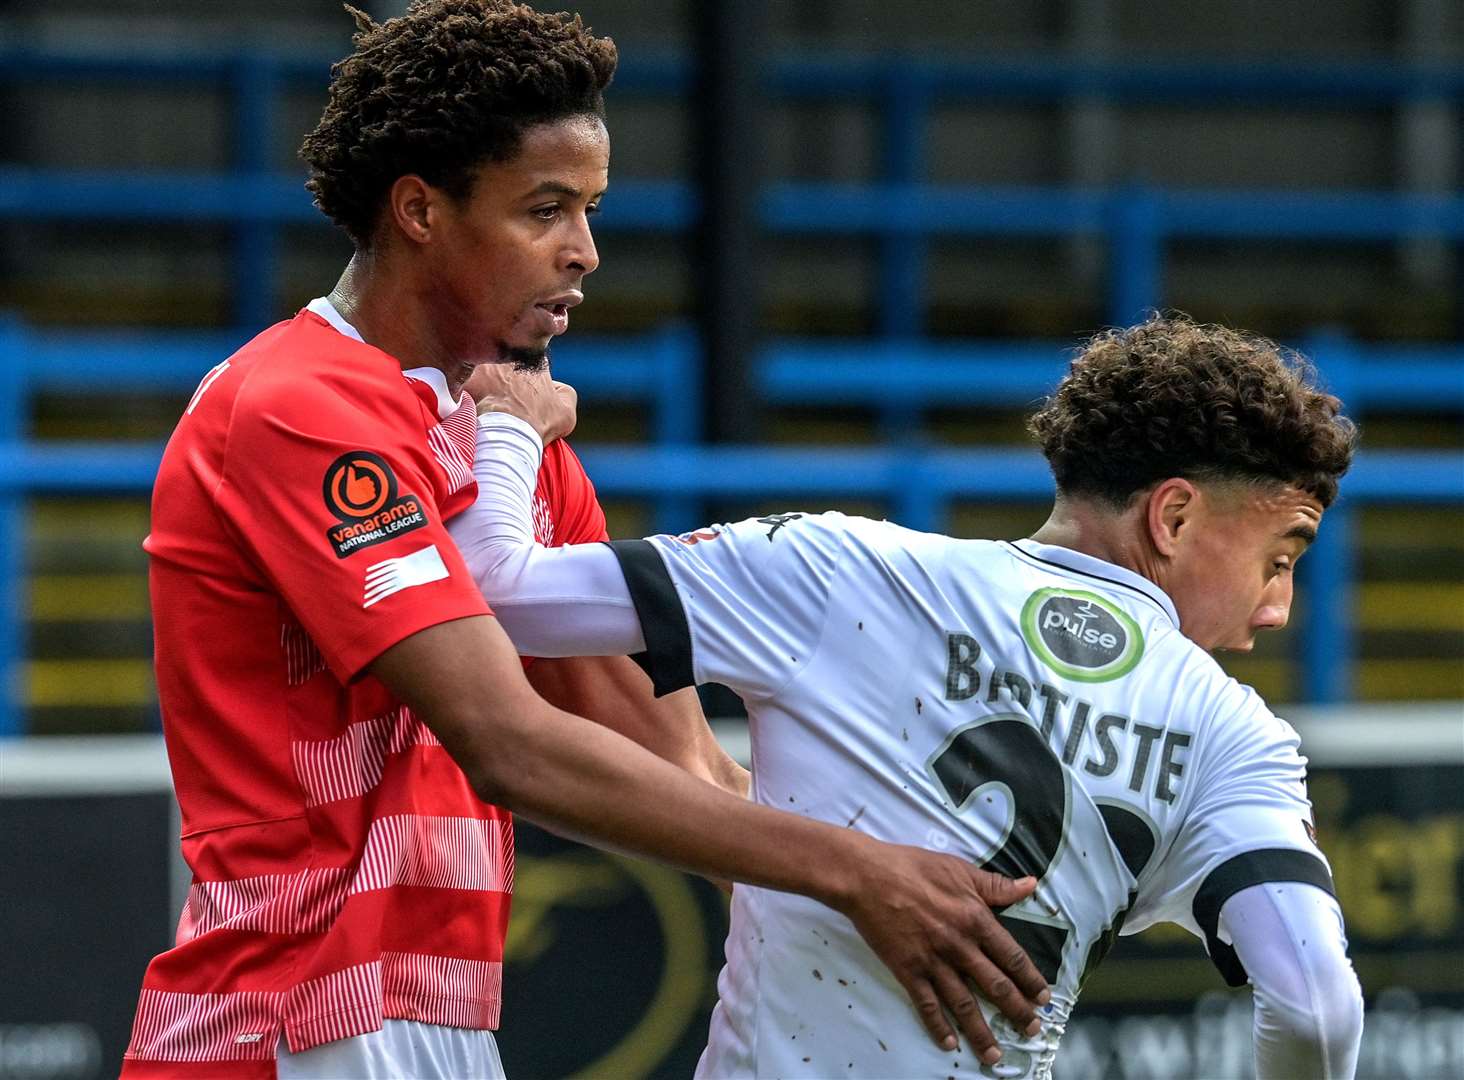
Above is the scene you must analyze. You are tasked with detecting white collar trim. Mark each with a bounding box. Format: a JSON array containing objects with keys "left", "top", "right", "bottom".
[
  {"left": 399, "top": 366, "right": 461, "bottom": 421},
  {"left": 1008, "top": 539, "right": 1180, "bottom": 627},
  {"left": 306, "top": 296, "right": 364, "bottom": 342}
]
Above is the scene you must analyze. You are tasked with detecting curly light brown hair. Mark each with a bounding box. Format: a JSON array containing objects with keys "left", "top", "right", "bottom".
[
  {"left": 1029, "top": 315, "right": 1357, "bottom": 508},
  {"left": 300, "top": 0, "right": 617, "bottom": 247}
]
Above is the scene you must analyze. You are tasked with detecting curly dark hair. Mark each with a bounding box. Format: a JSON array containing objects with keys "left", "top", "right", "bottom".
[
  {"left": 300, "top": 0, "right": 617, "bottom": 247},
  {"left": 1028, "top": 315, "right": 1357, "bottom": 508}
]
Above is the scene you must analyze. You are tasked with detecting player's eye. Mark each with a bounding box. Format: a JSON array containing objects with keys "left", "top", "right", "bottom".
[
  {"left": 531, "top": 205, "right": 560, "bottom": 221},
  {"left": 585, "top": 201, "right": 601, "bottom": 217}
]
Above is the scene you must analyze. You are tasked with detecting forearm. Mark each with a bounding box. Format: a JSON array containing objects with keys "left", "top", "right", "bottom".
[
  {"left": 448, "top": 414, "right": 645, "bottom": 656},
  {"left": 505, "top": 693, "right": 838, "bottom": 891},
  {"left": 374, "top": 617, "right": 858, "bottom": 905},
  {"left": 1221, "top": 882, "right": 1364, "bottom": 1079},
  {"left": 529, "top": 656, "right": 745, "bottom": 793}
]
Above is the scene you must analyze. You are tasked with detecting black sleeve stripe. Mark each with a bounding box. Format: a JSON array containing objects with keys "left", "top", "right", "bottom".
[
  {"left": 607, "top": 539, "right": 696, "bottom": 698},
  {"left": 1192, "top": 847, "right": 1336, "bottom": 987}
]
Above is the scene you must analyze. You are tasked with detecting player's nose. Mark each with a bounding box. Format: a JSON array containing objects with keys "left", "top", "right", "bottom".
[
  {"left": 564, "top": 214, "right": 599, "bottom": 275},
  {"left": 1252, "top": 576, "right": 1293, "bottom": 632}
]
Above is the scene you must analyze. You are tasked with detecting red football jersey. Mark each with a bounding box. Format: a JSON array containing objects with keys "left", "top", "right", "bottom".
[
  {"left": 124, "top": 311, "right": 511, "bottom": 1077},
  {"left": 533, "top": 439, "right": 609, "bottom": 548}
]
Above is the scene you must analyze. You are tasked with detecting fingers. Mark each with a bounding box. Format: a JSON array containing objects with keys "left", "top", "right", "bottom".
[
  {"left": 930, "top": 965, "right": 1003, "bottom": 1066},
  {"left": 900, "top": 973, "right": 959, "bottom": 1054},
  {"left": 550, "top": 380, "right": 578, "bottom": 441},
  {"left": 968, "top": 906, "right": 1050, "bottom": 1010},
  {"left": 464, "top": 362, "right": 512, "bottom": 405},
  {"left": 953, "top": 940, "right": 1041, "bottom": 1038},
  {"left": 466, "top": 362, "right": 577, "bottom": 443}
]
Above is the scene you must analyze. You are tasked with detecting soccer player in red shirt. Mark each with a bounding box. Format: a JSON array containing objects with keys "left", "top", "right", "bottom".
[{"left": 122, "top": 3, "right": 1048, "bottom": 1076}]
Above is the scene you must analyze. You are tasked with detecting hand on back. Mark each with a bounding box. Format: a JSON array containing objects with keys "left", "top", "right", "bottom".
[{"left": 840, "top": 840, "right": 1049, "bottom": 1064}]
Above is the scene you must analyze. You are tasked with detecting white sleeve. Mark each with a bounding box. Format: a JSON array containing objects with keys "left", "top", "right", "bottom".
[
  {"left": 1220, "top": 882, "right": 1364, "bottom": 1079},
  {"left": 450, "top": 416, "right": 846, "bottom": 697},
  {"left": 612, "top": 512, "right": 847, "bottom": 700},
  {"left": 447, "top": 413, "right": 646, "bottom": 657},
  {"left": 1129, "top": 685, "right": 1335, "bottom": 958}
]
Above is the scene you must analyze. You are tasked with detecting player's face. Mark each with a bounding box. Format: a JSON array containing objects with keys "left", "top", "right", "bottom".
[
  {"left": 429, "top": 114, "right": 607, "bottom": 372},
  {"left": 1167, "top": 485, "right": 1323, "bottom": 652}
]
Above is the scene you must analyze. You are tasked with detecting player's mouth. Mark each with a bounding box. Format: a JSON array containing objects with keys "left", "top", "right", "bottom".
[{"left": 533, "top": 290, "right": 583, "bottom": 337}]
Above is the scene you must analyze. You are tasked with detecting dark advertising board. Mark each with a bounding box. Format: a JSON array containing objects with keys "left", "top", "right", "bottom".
[
  {"left": 0, "top": 793, "right": 177, "bottom": 1080},
  {"left": 498, "top": 759, "right": 1463, "bottom": 1078},
  {"left": 3, "top": 749, "right": 1460, "bottom": 1079}
]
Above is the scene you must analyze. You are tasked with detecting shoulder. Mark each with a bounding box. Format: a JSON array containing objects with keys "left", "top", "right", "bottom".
[
  {"left": 1205, "top": 675, "right": 1306, "bottom": 771},
  {"left": 696, "top": 510, "right": 871, "bottom": 564},
  {"left": 644, "top": 511, "right": 858, "bottom": 591},
  {"left": 542, "top": 437, "right": 588, "bottom": 472},
  {"left": 1162, "top": 636, "right": 1298, "bottom": 750},
  {"left": 751, "top": 511, "right": 948, "bottom": 557},
  {"left": 1131, "top": 623, "right": 1264, "bottom": 725},
  {"left": 1149, "top": 644, "right": 1309, "bottom": 804},
  {"left": 232, "top": 315, "right": 422, "bottom": 432}
]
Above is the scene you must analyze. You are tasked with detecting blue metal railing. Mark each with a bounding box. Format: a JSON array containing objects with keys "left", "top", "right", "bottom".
[
  {"left": 4, "top": 48, "right": 1463, "bottom": 329},
  {"left": 2, "top": 317, "right": 1461, "bottom": 730},
  {"left": 0, "top": 47, "right": 1461, "bottom": 728},
  {"left": 0, "top": 435, "right": 1457, "bottom": 727}
]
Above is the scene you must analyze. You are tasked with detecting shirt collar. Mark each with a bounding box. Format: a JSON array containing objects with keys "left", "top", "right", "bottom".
[
  {"left": 399, "top": 366, "right": 462, "bottom": 421},
  {"left": 306, "top": 296, "right": 459, "bottom": 420},
  {"left": 1008, "top": 538, "right": 1180, "bottom": 627},
  {"left": 305, "top": 295, "right": 363, "bottom": 342}
]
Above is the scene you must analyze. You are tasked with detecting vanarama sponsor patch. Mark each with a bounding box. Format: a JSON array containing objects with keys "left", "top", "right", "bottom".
[
  {"left": 1020, "top": 587, "right": 1144, "bottom": 682},
  {"left": 322, "top": 451, "right": 429, "bottom": 558}
]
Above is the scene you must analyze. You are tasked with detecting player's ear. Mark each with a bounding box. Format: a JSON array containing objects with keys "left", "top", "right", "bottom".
[
  {"left": 1146, "top": 477, "right": 1198, "bottom": 558},
  {"left": 387, "top": 174, "right": 437, "bottom": 245}
]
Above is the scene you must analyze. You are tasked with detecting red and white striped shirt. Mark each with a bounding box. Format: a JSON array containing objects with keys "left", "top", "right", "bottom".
[{"left": 124, "top": 310, "right": 508, "bottom": 1078}]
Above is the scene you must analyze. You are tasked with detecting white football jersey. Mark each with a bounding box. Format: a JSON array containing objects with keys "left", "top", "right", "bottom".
[{"left": 604, "top": 512, "right": 1332, "bottom": 1080}]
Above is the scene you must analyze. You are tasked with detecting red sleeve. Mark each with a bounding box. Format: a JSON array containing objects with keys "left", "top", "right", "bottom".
[
  {"left": 536, "top": 438, "right": 610, "bottom": 546},
  {"left": 214, "top": 369, "right": 491, "bottom": 682}
]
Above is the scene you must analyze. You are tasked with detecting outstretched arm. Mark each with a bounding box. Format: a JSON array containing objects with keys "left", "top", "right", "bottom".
[
  {"left": 1220, "top": 882, "right": 1364, "bottom": 1078},
  {"left": 448, "top": 412, "right": 647, "bottom": 656},
  {"left": 447, "top": 396, "right": 745, "bottom": 792},
  {"left": 373, "top": 612, "right": 1046, "bottom": 1063}
]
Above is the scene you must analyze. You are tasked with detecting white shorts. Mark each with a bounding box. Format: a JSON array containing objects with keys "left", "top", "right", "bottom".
[{"left": 276, "top": 1020, "right": 505, "bottom": 1079}]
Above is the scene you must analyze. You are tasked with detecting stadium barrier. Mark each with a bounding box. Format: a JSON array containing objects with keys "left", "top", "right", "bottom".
[
  {"left": 0, "top": 313, "right": 1461, "bottom": 729},
  {"left": 3, "top": 705, "right": 1462, "bottom": 1079}
]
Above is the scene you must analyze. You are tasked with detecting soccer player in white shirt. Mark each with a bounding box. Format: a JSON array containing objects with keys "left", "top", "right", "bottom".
[{"left": 451, "top": 315, "right": 1365, "bottom": 1079}]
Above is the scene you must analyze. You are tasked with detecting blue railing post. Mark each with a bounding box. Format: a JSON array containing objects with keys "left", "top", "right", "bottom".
[
  {"left": 1107, "top": 186, "right": 1163, "bottom": 326},
  {"left": 652, "top": 325, "right": 701, "bottom": 533},
  {"left": 0, "top": 316, "right": 27, "bottom": 733},
  {"left": 1298, "top": 328, "right": 1361, "bottom": 703},
  {"left": 231, "top": 51, "right": 281, "bottom": 330},
  {"left": 893, "top": 451, "right": 942, "bottom": 532},
  {"left": 1299, "top": 499, "right": 1356, "bottom": 704},
  {"left": 876, "top": 66, "right": 930, "bottom": 443},
  {"left": 879, "top": 65, "right": 928, "bottom": 341}
]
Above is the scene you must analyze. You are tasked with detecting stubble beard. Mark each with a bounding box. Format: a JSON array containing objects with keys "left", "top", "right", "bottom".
[{"left": 501, "top": 342, "right": 550, "bottom": 373}]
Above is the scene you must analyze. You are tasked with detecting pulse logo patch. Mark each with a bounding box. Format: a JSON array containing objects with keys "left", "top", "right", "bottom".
[
  {"left": 1020, "top": 587, "right": 1144, "bottom": 682},
  {"left": 322, "top": 451, "right": 429, "bottom": 558},
  {"left": 364, "top": 545, "right": 450, "bottom": 608}
]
